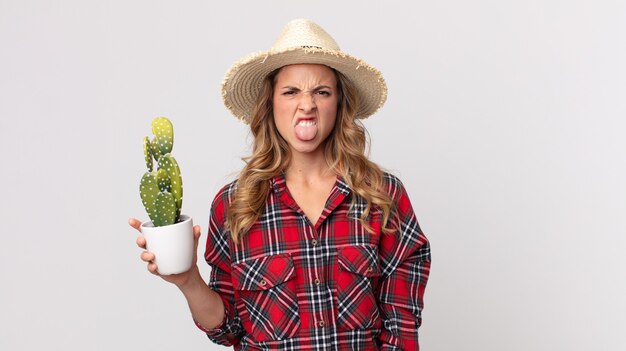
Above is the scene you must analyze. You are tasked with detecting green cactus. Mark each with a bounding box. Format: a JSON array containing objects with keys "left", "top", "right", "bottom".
[
  {"left": 140, "top": 171, "right": 159, "bottom": 222},
  {"left": 143, "top": 137, "right": 153, "bottom": 172},
  {"left": 157, "top": 154, "right": 183, "bottom": 219},
  {"left": 140, "top": 117, "right": 184, "bottom": 227},
  {"left": 156, "top": 169, "right": 171, "bottom": 192},
  {"left": 152, "top": 117, "right": 174, "bottom": 155},
  {"left": 155, "top": 191, "right": 177, "bottom": 226},
  {"left": 150, "top": 138, "right": 161, "bottom": 162}
]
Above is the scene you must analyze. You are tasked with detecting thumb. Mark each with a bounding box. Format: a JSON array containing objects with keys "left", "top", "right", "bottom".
[{"left": 192, "top": 225, "right": 202, "bottom": 250}]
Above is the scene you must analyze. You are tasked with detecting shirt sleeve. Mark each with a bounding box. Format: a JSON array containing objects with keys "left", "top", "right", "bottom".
[
  {"left": 194, "top": 183, "right": 244, "bottom": 346},
  {"left": 376, "top": 176, "right": 431, "bottom": 350}
]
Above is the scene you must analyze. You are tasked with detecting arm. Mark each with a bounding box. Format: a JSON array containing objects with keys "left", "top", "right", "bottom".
[
  {"left": 178, "top": 272, "right": 225, "bottom": 331},
  {"left": 377, "top": 176, "right": 431, "bottom": 350}
]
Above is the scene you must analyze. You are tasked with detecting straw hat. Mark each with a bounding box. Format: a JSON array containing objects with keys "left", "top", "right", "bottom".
[{"left": 221, "top": 18, "right": 388, "bottom": 123}]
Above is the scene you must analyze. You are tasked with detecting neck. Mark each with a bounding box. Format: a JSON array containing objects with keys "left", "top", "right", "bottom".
[{"left": 285, "top": 147, "right": 335, "bottom": 183}]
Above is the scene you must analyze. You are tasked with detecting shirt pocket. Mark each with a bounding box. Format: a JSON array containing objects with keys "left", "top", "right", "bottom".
[
  {"left": 336, "top": 245, "right": 382, "bottom": 331},
  {"left": 231, "top": 253, "right": 300, "bottom": 342}
]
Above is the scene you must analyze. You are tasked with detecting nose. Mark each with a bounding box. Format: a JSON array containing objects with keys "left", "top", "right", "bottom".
[{"left": 298, "top": 92, "right": 316, "bottom": 113}]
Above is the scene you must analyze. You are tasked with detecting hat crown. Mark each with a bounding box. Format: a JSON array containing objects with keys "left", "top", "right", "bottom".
[{"left": 270, "top": 19, "right": 340, "bottom": 53}]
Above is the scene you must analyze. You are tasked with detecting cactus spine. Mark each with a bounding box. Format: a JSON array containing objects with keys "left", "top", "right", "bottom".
[{"left": 140, "top": 117, "right": 183, "bottom": 226}]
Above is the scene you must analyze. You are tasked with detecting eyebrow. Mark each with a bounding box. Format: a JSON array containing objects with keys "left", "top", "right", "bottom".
[{"left": 280, "top": 85, "right": 333, "bottom": 90}]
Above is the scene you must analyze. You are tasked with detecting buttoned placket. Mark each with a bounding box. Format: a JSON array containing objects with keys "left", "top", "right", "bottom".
[
  {"left": 274, "top": 174, "right": 351, "bottom": 333},
  {"left": 297, "top": 215, "right": 328, "bottom": 329},
  {"left": 313, "top": 234, "right": 328, "bottom": 328}
]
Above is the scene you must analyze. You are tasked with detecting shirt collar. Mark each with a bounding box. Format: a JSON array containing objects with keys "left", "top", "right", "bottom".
[
  {"left": 269, "top": 172, "right": 352, "bottom": 197},
  {"left": 270, "top": 172, "right": 287, "bottom": 197}
]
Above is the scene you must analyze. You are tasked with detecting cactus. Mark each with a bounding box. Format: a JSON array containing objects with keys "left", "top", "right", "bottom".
[{"left": 140, "top": 117, "right": 184, "bottom": 227}]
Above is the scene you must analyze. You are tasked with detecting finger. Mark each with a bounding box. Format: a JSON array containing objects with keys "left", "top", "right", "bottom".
[
  {"left": 136, "top": 236, "right": 147, "bottom": 249},
  {"left": 147, "top": 262, "right": 159, "bottom": 275},
  {"left": 193, "top": 226, "right": 201, "bottom": 250},
  {"left": 128, "top": 218, "right": 142, "bottom": 232},
  {"left": 140, "top": 251, "right": 155, "bottom": 262}
]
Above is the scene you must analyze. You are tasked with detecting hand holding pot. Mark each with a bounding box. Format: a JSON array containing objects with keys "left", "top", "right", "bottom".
[{"left": 128, "top": 217, "right": 202, "bottom": 288}]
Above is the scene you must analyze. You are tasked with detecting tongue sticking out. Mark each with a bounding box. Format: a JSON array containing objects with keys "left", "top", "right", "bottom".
[{"left": 295, "top": 122, "right": 317, "bottom": 141}]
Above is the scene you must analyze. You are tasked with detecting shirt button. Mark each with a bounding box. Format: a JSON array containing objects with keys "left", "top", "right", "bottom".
[
  {"left": 314, "top": 278, "right": 321, "bottom": 286},
  {"left": 367, "top": 266, "right": 374, "bottom": 273},
  {"left": 311, "top": 239, "right": 318, "bottom": 246},
  {"left": 260, "top": 280, "right": 267, "bottom": 286},
  {"left": 318, "top": 320, "right": 325, "bottom": 327}
]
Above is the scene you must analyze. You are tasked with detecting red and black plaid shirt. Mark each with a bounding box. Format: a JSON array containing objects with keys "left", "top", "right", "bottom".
[{"left": 196, "top": 173, "right": 431, "bottom": 350}]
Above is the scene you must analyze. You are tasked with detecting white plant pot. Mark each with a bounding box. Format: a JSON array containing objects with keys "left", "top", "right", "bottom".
[{"left": 140, "top": 214, "right": 194, "bottom": 275}]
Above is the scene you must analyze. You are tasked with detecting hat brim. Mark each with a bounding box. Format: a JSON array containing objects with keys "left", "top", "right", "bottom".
[{"left": 222, "top": 47, "right": 387, "bottom": 123}]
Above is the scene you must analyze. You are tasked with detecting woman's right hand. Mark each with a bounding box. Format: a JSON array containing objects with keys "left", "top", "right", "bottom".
[
  {"left": 128, "top": 218, "right": 203, "bottom": 289},
  {"left": 128, "top": 218, "right": 226, "bottom": 330}
]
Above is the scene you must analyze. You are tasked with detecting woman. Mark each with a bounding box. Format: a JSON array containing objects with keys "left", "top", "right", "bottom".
[{"left": 129, "top": 19, "right": 431, "bottom": 350}]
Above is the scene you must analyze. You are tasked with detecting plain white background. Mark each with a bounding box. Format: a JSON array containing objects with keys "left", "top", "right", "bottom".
[{"left": 1, "top": 0, "right": 625, "bottom": 350}]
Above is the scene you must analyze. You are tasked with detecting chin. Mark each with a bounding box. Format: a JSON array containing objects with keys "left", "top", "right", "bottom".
[
  {"left": 292, "top": 145, "right": 319, "bottom": 154},
  {"left": 290, "top": 139, "right": 323, "bottom": 154}
]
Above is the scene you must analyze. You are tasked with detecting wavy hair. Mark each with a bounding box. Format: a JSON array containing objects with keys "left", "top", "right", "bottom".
[{"left": 227, "top": 66, "right": 396, "bottom": 243}]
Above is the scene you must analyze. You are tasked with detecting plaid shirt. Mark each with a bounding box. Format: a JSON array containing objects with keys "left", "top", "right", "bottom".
[{"left": 196, "top": 173, "right": 431, "bottom": 350}]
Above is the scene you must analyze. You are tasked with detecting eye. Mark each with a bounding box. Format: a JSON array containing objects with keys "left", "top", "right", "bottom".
[
  {"left": 316, "top": 90, "right": 331, "bottom": 96},
  {"left": 282, "top": 90, "right": 296, "bottom": 96}
]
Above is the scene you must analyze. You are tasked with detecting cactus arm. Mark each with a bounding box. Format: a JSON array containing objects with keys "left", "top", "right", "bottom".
[
  {"left": 158, "top": 154, "right": 183, "bottom": 219},
  {"left": 155, "top": 191, "right": 177, "bottom": 226},
  {"left": 152, "top": 117, "right": 174, "bottom": 155},
  {"left": 156, "top": 168, "right": 171, "bottom": 193},
  {"left": 150, "top": 138, "right": 160, "bottom": 162},
  {"left": 140, "top": 171, "right": 160, "bottom": 224},
  {"left": 143, "top": 137, "right": 153, "bottom": 172}
]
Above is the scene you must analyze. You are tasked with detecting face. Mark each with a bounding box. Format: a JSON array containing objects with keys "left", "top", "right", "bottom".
[{"left": 272, "top": 64, "right": 338, "bottom": 156}]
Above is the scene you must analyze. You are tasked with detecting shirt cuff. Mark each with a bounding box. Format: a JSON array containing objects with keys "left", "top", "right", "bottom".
[
  {"left": 193, "top": 304, "right": 232, "bottom": 338},
  {"left": 194, "top": 311, "right": 229, "bottom": 335}
]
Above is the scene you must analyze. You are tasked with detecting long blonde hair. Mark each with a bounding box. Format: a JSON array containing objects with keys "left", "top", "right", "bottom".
[{"left": 227, "top": 66, "right": 395, "bottom": 243}]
